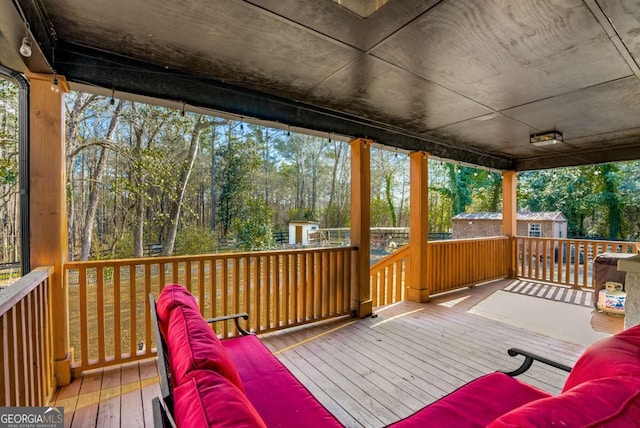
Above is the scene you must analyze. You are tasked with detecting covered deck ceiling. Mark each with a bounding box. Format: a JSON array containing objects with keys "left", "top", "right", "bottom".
[{"left": 2, "top": 0, "right": 640, "bottom": 171}]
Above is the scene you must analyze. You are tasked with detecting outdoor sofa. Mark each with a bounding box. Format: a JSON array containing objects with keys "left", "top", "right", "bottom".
[{"left": 150, "top": 284, "right": 640, "bottom": 427}]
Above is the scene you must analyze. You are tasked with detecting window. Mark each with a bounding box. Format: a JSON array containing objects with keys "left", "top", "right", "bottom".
[
  {"left": 528, "top": 223, "right": 541, "bottom": 237},
  {"left": 0, "top": 72, "right": 27, "bottom": 282}
]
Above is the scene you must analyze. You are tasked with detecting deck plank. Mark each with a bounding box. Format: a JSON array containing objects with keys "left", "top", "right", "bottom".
[
  {"left": 53, "top": 372, "right": 83, "bottom": 428},
  {"left": 119, "top": 361, "right": 144, "bottom": 427},
  {"left": 70, "top": 370, "right": 102, "bottom": 428},
  {"left": 139, "top": 359, "right": 161, "bottom": 428},
  {"left": 95, "top": 365, "right": 121, "bottom": 428}
]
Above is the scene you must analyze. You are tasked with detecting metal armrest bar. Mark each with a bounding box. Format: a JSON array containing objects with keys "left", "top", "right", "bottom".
[
  {"left": 152, "top": 397, "right": 177, "bottom": 428},
  {"left": 206, "top": 313, "right": 251, "bottom": 336},
  {"left": 502, "top": 347, "right": 572, "bottom": 377}
]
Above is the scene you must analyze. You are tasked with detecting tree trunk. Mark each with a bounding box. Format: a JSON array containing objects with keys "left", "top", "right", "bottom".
[
  {"left": 210, "top": 125, "right": 218, "bottom": 232},
  {"left": 79, "top": 101, "right": 123, "bottom": 260},
  {"left": 324, "top": 141, "right": 342, "bottom": 227},
  {"left": 65, "top": 93, "right": 97, "bottom": 260},
  {"left": 384, "top": 173, "right": 397, "bottom": 227},
  {"left": 162, "top": 118, "right": 205, "bottom": 256},
  {"left": 132, "top": 119, "right": 144, "bottom": 258}
]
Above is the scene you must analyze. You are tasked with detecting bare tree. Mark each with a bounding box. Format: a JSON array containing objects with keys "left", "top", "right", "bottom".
[{"left": 162, "top": 116, "right": 206, "bottom": 255}]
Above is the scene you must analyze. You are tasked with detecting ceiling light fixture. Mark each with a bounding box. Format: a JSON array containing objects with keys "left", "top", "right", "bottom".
[
  {"left": 109, "top": 89, "right": 115, "bottom": 106},
  {"left": 19, "top": 35, "right": 32, "bottom": 57},
  {"left": 19, "top": 23, "right": 32, "bottom": 57},
  {"left": 530, "top": 131, "right": 563, "bottom": 147}
]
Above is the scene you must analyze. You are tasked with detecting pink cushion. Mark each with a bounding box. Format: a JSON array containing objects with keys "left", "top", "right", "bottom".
[
  {"left": 223, "top": 335, "right": 343, "bottom": 428},
  {"left": 563, "top": 324, "right": 640, "bottom": 391},
  {"left": 174, "top": 370, "right": 266, "bottom": 428},
  {"left": 167, "top": 305, "right": 244, "bottom": 391},
  {"left": 489, "top": 377, "right": 640, "bottom": 428},
  {"left": 156, "top": 284, "right": 199, "bottom": 337},
  {"left": 387, "top": 372, "right": 551, "bottom": 427}
]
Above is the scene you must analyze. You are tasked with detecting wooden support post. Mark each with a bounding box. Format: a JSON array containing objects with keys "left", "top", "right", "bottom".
[
  {"left": 407, "top": 152, "right": 430, "bottom": 302},
  {"left": 502, "top": 171, "right": 518, "bottom": 279},
  {"left": 27, "top": 73, "right": 72, "bottom": 386},
  {"left": 350, "top": 138, "right": 372, "bottom": 318}
]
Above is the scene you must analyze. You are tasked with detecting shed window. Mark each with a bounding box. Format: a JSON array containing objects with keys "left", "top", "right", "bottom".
[{"left": 528, "top": 223, "right": 541, "bottom": 237}]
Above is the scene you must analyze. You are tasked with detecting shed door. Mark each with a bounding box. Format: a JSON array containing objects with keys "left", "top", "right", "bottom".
[{"left": 295, "top": 226, "right": 303, "bottom": 244}]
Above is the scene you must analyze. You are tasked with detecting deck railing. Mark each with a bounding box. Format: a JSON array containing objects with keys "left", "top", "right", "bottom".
[
  {"left": 370, "top": 237, "right": 511, "bottom": 307},
  {"left": 428, "top": 236, "right": 511, "bottom": 295},
  {"left": 0, "top": 266, "right": 56, "bottom": 406},
  {"left": 516, "top": 237, "right": 639, "bottom": 288},
  {"left": 64, "top": 246, "right": 355, "bottom": 374},
  {"left": 370, "top": 245, "right": 410, "bottom": 308}
]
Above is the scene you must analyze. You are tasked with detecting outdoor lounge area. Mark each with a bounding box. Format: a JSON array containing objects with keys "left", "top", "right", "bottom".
[
  {"left": 3, "top": 1, "right": 640, "bottom": 427},
  {"left": 49, "top": 278, "right": 628, "bottom": 427}
]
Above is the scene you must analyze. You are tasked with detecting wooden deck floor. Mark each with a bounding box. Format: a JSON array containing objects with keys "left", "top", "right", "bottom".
[
  {"left": 52, "top": 279, "right": 624, "bottom": 428},
  {"left": 52, "top": 359, "right": 160, "bottom": 428}
]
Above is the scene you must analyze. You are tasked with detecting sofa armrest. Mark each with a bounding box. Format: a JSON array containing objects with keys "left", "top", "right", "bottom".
[
  {"left": 206, "top": 313, "right": 252, "bottom": 336},
  {"left": 501, "top": 347, "right": 572, "bottom": 377}
]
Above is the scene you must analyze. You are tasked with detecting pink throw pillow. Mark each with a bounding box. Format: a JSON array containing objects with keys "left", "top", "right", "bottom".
[
  {"left": 167, "top": 305, "right": 244, "bottom": 391},
  {"left": 174, "top": 370, "right": 266, "bottom": 428},
  {"left": 156, "top": 284, "right": 199, "bottom": 337}
]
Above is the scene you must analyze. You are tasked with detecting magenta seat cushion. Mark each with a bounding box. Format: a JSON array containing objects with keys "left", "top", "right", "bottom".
[
  {"left": 174, "top": 370, "right": 266, "bottom": 428},
  {"left": 167, "top": 305, "right": 244, "bottom": 391},
  {"left": 387, "top": 372, "right": 551, "bottom": 428},
  {"left": 489, "top": 377, "right": 640, "bottom": 428},
  {"left": 563, "top": 324, "right": 640, "bottom": 391},
  {"left": 156, "top": 284, "right": 199, "bottom": 336},
  {"left": 223, "top": 335, "right": 343, "bottom": 428}
]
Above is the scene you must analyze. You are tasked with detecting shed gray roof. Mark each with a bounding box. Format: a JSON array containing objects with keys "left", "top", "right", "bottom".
[{"left": 452, "top": 212, "right": 567, "bottom": 221}]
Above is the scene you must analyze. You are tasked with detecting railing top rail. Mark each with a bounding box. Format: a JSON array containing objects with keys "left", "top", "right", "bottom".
[
  {"left": 430, "top": 236, "right": 509, "bottom": 244},
  {"left": 516, "top": 236, "right": 639, "bottom": 247},
  {"left": 370, "top": 245, "right": 410, "bottom": 269},
  {"left": 0, "top": 266, "right": 54, "bottom": 317},
  {"left": 64, "top": 246, "right": 358, "bottom": 268}
]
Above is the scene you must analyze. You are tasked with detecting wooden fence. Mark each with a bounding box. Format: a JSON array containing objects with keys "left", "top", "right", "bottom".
[
  {"left": 64, "top": 247, "right": 355, "bottom": 374},
  {"left": 0, "top": 266, "right": 55, "bottom": 406}
]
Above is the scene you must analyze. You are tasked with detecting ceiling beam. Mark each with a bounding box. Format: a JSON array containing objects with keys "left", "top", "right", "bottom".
[{"left": 55, "top": 42, "right": 514, "bottom": 170}]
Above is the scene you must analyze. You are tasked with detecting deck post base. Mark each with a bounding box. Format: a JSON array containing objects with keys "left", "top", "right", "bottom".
[
  {"left": 357, "top": 299, "right": 373, "bottom": 318},
  {"left": 54, "top": 353, "right": 72, "bottom": 386},
  {"left": 407, "top": 287, "right": 430, "bottom": 303}
]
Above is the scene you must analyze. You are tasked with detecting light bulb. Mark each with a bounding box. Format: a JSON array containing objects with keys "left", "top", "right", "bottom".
[
  {"left": 50, "top": 76, "right": 60, "bottom": 93},
  {"left": 20, "top": 36, "right": 32, "bottom": 57}
]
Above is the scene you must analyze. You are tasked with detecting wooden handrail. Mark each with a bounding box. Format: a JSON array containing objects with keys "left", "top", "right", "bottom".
[
  {"left": 0, "top": 266, "right": 56, "bottom": 406},
  {"left": 428, "top": 236, "right": 510, "bottom": 295},
  {"left": 0, "top": 266, "right": 53, "bottom": 316},
  {"left": 370, "top": 245, "right": 410, "bottom": 308},
  {"left": 370, "top": 237, "right": 511, "bottom": 306},
  {"left": 516, "top": 236, "right": 638, "bottom": 289},
  {"left": 65, "top": 247, "right": 356, "bottom": 375}
]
